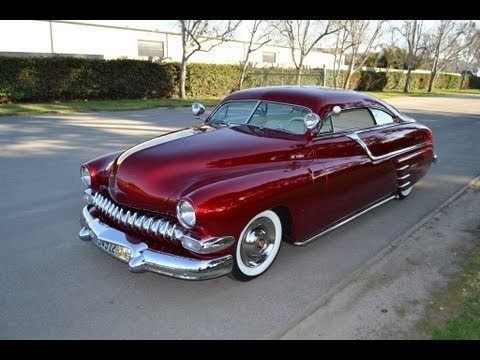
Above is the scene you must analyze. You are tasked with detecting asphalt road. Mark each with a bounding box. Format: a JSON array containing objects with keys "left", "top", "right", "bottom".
[{"left": 1, "top": 94, "right": 479, "bottom": 339}]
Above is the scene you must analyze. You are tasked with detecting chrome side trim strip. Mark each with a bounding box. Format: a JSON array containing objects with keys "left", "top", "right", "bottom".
[
  {"left": 346, "top": 133, "right": 423, "bottom": 162},
  {"left": 397, "top": 164, "right": 410, "bottom": 171},
  {"left": 397, "top": 174, "right": 411, "bottom": 180},
  {"left": 295, "top": 195, "right": 397, "bottom": 246}
]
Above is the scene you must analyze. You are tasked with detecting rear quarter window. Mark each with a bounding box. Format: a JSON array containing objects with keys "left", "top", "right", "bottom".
[{"left": 370, "top": 108, "right": 394, "bottom": 125}]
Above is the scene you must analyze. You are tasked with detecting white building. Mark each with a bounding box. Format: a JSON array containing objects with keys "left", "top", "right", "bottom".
[{"left": 0, "top": 20, "right": 339, "bottom": 69}]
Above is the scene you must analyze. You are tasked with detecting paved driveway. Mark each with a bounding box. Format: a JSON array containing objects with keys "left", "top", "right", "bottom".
[{"left": 0, "top": 95, "right": 479, "bottom": 339}]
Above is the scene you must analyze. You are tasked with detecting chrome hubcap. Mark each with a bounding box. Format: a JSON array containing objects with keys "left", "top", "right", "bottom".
[{"left": 240, "top": 217, "right": 276, "bottom": 268}]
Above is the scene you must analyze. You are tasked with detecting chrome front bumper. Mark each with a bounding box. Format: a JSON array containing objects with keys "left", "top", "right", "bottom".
[{"left": 79, "top": 206, "right": 233, "bottom": 280}]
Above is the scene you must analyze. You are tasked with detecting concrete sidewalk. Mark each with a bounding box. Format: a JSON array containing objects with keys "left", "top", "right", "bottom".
[{"left": 282, "top": 178, "right": 480, "bottom": 339}]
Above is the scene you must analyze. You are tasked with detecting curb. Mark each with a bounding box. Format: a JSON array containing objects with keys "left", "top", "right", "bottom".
[{"left": 274, "top": 175, "right": 480, "bottom": 339}]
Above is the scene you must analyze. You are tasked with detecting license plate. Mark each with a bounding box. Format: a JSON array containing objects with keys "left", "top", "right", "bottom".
[{"left": 95, "top": 239, "right": 118, "bottom": 256}]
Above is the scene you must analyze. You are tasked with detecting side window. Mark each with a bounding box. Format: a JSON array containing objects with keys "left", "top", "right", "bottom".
[
  {"left": 332, "top": 108, "right": 375, "bottom": 132},
  {"left": 248, "top": 102, "right": 311, "bottom": 134},
  {"left": 370, "top": 108, "right": 394, "bottom": 125}
]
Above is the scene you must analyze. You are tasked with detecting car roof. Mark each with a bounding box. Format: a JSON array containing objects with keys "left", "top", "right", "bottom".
[{"left": 223, "top": 86, "right": 388, "bottom": 117}]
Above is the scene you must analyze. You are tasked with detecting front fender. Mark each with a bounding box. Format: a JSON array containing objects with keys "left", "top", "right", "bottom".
[
  {"left": 186, "top": 166, "right": 313, "bottom": 241},
  {"left": 83, "top": 151, "right": 122, "bottom": 192}
]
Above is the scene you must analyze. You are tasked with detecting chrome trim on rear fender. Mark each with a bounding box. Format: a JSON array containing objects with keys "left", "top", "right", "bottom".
[
  {"left": 346, "top": 133, "right": 424, "bottom": 162},
  {"left": 80, "top": 206, "right": 233, "bottom": 280}
]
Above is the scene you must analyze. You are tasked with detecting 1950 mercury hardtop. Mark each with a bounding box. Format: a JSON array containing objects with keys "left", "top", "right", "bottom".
[{"left": 79, "top": 86, "right": 437, "bottom": 281}]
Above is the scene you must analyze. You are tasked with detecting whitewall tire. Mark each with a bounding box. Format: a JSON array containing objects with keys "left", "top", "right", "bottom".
[
  {"left": 230, "top": 210, "right": 283, "bottom": 281},
  {"left": 398, "top": 185, "right": 413, "bottom": 199}
]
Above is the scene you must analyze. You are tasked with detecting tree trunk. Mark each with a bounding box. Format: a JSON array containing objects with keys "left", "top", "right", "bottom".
[
  {"left": 295, "top": 65, "right": 303, "bottom": 85},
  {"left": 343, "top": 67, "right": 353, "bottom": 89},
  {"left": 343, "top": 54, "right": 355, "bottom": 89},
  {"left": 427, "top": 71, "right": 436, "bottom": 93},
  {"left": 403, "top": 67, "right": 412, "bottom": 93},
  {"left": 460, "top": 74, "right": 465, "bottom": 90},
  {"left": 238, "top": 60, "right": 249, "bottom": 90},
  {"left": 428, "top": 60, "right": 438, "bottom": 93},
  {"left": 179, "top": 58, "right": 187, "bottom": 99}
]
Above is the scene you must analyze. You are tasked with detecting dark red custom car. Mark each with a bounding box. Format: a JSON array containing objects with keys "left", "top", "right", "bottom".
[{"left": 79, "top": 86, "right": 436, "bottom": 281}]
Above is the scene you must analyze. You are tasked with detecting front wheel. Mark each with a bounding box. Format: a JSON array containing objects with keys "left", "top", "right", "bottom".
[{"left": 230, "top": 210, "right": 282, "bottom": 281}]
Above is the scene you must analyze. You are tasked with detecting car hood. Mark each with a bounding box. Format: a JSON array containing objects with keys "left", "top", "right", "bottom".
[{"left": 108, "top": 125, "right": 308, "bottom": 213}]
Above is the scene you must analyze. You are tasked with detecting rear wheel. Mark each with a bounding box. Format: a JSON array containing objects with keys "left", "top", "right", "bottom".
[
  {"left": 230, "top": 210, "right": 282, "bottom": 281},
  {"left": 398, "top": 185, "right": 413, "bottom": 199}
]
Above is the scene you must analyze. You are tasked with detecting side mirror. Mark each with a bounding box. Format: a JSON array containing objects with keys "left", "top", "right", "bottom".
[
  {"left": 192, "top": 103, "right": 205, "bottom": 118},
  {"left": 332, "top": 105, "right": 342, "bottom": 116},
  {"left": 304, "top": 112, "right": 321, "bottom": 130}
]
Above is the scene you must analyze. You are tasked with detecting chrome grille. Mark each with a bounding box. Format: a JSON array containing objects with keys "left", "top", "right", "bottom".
[{"left": 92, "top": 192, "right": 184, "bottom": 242}]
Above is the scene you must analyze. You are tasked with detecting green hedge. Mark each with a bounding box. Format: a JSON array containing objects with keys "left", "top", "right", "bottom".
[
  {"left": 0, "top": 57, "right": 177, "bottom": 103},
  {"left": 0, "top": 56, "right": 475, "bottom": 103},
  {"left": 342, "top": 70, "right": 461, "bottom": 92},
  {"left": 186, "top": 63, "right": 241, "bottom": 98}
]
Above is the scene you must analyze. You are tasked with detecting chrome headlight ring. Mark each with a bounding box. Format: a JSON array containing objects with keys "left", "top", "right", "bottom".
[
  {"left": 80, "top": 165, "right": 91, "bottom": 187},
  {"left": 176, "top": 200, "right": 196, "bottom": 229}
]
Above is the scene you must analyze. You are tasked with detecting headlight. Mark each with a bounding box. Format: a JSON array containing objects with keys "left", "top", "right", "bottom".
[
  {"left": 80, "top": 165, "right": 91, "bottom": 187},
  {"left": 176, "top": 200, "right": 196, "bottom": 228}
]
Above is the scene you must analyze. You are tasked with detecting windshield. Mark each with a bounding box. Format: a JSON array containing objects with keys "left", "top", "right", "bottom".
[
  {"left": 209, "top": 101, "right": 258, "bottom": 125},
  {"left": 208, "top": 100, "right": 312, "bottom": 135}
]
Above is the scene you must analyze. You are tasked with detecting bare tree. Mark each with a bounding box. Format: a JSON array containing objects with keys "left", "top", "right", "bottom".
[
  {"left": 426, "top": 21, "right": 477, "bottom": 92},
  {"left": 343, "top": 20, "right": 385, "bottom": 89},
  {"left": 238, "top": 20, "right": 272, "bottom": 89},
  {"left": 397, "top": 20, "right": 425, "bottom": 93},
  {"left": 459, "top": 29, "right": 480, "bottom": 89},
  {"left": 274, "top": 20, "right": 340, "bottom": 85},
  {"left": 178, "top": 20, "right": 241, "bottom": 98},
  {"left": 331, "top": 20, "right": 352, "bottom": 88}
]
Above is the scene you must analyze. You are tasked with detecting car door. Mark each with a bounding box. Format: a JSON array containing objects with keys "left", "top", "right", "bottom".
[{"left": 306, "top": 108, "right": 397, "bottom": 237}]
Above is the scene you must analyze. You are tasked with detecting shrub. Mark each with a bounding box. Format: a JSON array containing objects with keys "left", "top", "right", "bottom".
[
  {"left": 0, "top": 57, "right": 177, "bottom": 103},
  {"left": 467, "top": 75, "right": 480, "bottom": 89},
  {"left": 186, "top": 63, "right": 240, "bottom": 98},
  {"left": 0, "top": 56, "right": 475, "bottom": 104}
]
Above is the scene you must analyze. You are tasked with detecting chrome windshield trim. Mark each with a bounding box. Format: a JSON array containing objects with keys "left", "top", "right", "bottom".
[{"left": 206, "top": 99, "right": 315, "bottom": 132}]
